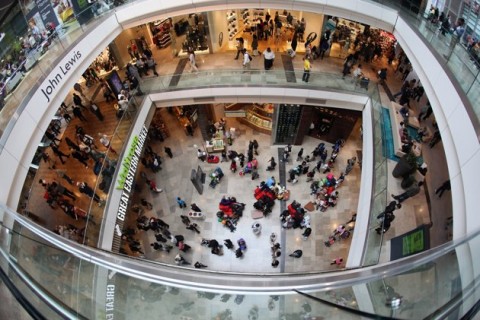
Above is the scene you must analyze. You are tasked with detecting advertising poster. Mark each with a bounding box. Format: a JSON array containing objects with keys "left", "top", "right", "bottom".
[
  {"left": 49, "top": 0, "right": 76, "bottom": 26},
  {"left": 35, "top": 0, "right": 59, "bottom": 28}
]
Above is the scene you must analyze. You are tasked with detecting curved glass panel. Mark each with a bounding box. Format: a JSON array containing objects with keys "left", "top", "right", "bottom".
[{"left": 1, "top": 204, "right": 479, "bottom": 319}]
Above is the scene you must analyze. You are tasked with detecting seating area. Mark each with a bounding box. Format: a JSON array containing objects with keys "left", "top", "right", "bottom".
[{"left": 389, "top": 101, "right": 423, "bottom": 157}]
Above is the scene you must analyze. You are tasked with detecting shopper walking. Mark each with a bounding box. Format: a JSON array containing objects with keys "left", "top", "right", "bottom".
[
  {"left": 252, "top": 34, "right": 259, "bottom": 56},
  {"left": 435, "top": 179, "right": 451, "bottom": 198},
  {"left": 50, "top": 143, "right": 70, "bottom": 164},
  {"left": 164, "top": 146, "right": 173, "bottom": 158},
  {"left": 189, "top": 50, "right": 198, "bottom": 73},
  {"left": 72, "top": 105, "right": 87, "bottom": 122},
  {"left": 72, "top": 93, "right": 86, "bottom": 109},
  {"left": 263, "top": 47, "right": 275, "bottom": 70},
  {"left": 302, "top": 57, "right": 311, "bottom": 83},
  {"left": 242, "top": 49, "right": 252, "bottom": 72},
  {"left": 77, "top": 181, "right": 103, "bottom": 205},
  {"left": 176, "top": 197, "right": 187, "bottom": 208},
  {"left": 234, "top": 37, "right": 244, "bottom": 60}
]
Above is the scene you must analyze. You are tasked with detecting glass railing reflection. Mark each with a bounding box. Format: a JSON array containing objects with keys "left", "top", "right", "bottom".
[
  {"left": 1, "top": 203, "right": 479, "bottom": 319},
  {"left": 0, "top": 0, "right": 137, "bottom": 141}
]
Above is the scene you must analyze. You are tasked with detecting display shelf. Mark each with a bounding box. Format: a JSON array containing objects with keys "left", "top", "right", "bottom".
[
  {"left": 152, "top": 19, "right": 172, "bottom": 49},
  {"left": 151, "top": 111, "right": 170, "bottom": 138},
  {"left": 227, "top": 10, "right": 239, "bottom": 40},
  {"left": 238, "top": 104, "right": 273, "bottom": 134}
]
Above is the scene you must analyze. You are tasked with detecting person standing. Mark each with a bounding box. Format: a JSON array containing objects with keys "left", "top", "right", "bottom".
[
  {"left": 188, "top": 50, "right": 198, "bottom": 73},
  {"left": 263, "top": 47, "right": 275, "bottom": 70},
  {"left": 127, "top": 63, "right": 142, "bottom": 84},
  {"left": 72, "top": 93, "right": 86, "bottom": 109},
  {"left": 45, "top": 130, "right": 61, "bottom": 146},
  {"left": 435, "top": 179, "right": 451, "bottom": 198},
  {"left": 99, "top": 134, "right": 117, "bottom": 154},
  {"left": 72, "top": 105, "right": 87, "bottom": 122},
  {"left": 146, "top": 57, "right": 159, "bottom": 76},
  {"left": 90, "top": 101, "right": 104, "bottom": 122},
  {"left": 77, "top": 181, "right": 103, "bottom": 206},
  {"left": 391, "top": 181, "right": 424, "bottom": 203},
  {"left": 297, "top": 148, "right": 304, "bottom": 161},
  {"left": 252, "top": 139, "right": 259, "bottom": 155},
  {"left": 176, "top": 197, "right": 187, "bottom": 208},
  {"left": 102, "top": 83, "right": 115, "bottom": 102},
  {"left": 50, "top": 143, "right": 70, "bottom": 164},
  {"left": 352, "top": 64, "right": 363, "bottom": 84},
  {"left": 252, "top": 34, "right": 259, "bottom": 56},
  {"left": 242, "top": 49, "right": 251, "bottom": 71},
  {"left": 234, "top": 37, "right": 244, "bottom": 60},
  {"left": 186, "top": 124, "right": 194, "bottom": 136},
  {"left": 71, "top": 150, "right": 90, "bottom": 168},
  {"left": 73, "top": 83, "right": 86, "bottom": 99},
  {"left": 164, "top": 146, "right": 173, "bottom": 158},
  {"left": 302, "top": 57, "right": 311, "bottom": 83}
]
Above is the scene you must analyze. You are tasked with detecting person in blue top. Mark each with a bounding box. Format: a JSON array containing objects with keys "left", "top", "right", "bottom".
[{"left": 176, "top": 197, "right": 186, "bottom": 208}]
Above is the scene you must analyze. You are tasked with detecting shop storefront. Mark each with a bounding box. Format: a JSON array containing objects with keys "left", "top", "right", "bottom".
[
  {"left": 328, "top": 17, "right": 396, "bottom": 60},
  {"left": 207, "top": 9, "right": 324, "bottom": 54}
]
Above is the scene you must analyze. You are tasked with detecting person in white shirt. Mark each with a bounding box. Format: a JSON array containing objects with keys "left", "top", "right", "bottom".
[
  {"left": 189, "top": 50, "right": 198, "bottom": 72},
  {"left": 98, "top": 133, "right": 117, "bottom": 154},
  {"left": 262, "top": 47, "right": 275, "bottom": 70},
  {"left": 352, "top": 64, "right": 363, "bottom": 83},
  {"left": 117, "top": 92, "right": 129, "bottom": 111},
  {"left": 242, "top": 49, "right": 251, "bottom": 71}
]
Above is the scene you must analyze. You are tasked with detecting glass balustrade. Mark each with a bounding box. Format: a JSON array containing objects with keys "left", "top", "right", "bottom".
[
  {"left": 14, "top": 69, "right": 384, "bottom": 261},
  {"left": 368, "top": 0, "right": 480, "bottom": 128},
  {"left": 1, "top": 203, "right": 479, "bottom": 319}
]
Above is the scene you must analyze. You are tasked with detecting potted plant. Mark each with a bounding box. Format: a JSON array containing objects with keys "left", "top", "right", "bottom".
[{"left": 392, "top": 151, "right": 418, "bottom": 179}]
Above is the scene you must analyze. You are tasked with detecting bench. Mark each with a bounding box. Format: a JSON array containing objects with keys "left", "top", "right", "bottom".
[{"left": 389, "top": 101, "right": 421, "bottom": 157}]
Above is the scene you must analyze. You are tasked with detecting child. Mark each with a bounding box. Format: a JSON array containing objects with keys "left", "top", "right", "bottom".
[
  {"left": 176, "top": 197, "right": 187, "bottom": 208},
  {"left": 330, "top": 257, "right": 343, "bottom": 266}
]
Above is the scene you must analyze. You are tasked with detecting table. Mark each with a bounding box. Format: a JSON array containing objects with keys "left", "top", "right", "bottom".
[{"left": 205, "top": 139, "right": 225, "bottom": 153}]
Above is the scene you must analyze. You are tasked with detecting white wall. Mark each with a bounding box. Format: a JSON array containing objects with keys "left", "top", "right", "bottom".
[
  {"left": 207, "top": 10, "right": 229, "bottom": 52},
  {"left": 394, "top": 16, "right": 480, "bottom": 296}
]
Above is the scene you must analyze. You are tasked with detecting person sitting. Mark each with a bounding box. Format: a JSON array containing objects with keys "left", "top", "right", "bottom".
[{"left": 197, "top": 149, "right": 207, "bottom": 161}]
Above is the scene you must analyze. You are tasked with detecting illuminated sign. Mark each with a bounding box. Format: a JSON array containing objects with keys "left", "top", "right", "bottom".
[{"left": 115, "top": 125, "right": 148, "bottom": 221}]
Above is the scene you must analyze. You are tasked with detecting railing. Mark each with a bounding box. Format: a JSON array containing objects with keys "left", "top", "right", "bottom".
[
  {"left": 1, "top": 202, "right": 480, "bottom": 319},
  {"left": 17, "top": 68, "right": 378, "bottom": 256},
  {"left": 0, "top": 1, "right": 136, "bottom": 141},
  {"left": 362, "top": 86, "right": 388, "bottom": 266},
  {"left": 369, "top": 0, "right": 480, "bottom": 131}
]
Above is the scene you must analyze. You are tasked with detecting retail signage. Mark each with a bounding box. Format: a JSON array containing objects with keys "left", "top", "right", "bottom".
[
  {"left": 115, "top": 125, "right": 148, "bottom": 221},
  {"left": 105, "top": 284, "right": 115, "bottom": 319},
  {"left": 35, "top": 0, "right": 58, "bottom": 28},
  {"left": 41, "top": 50, "right": 83, "bottom": 102}
]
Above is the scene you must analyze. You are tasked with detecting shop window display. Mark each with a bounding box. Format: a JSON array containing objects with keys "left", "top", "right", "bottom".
[
  {"left": 150, "top": 19, "right": 172, "bottom": 49},
  {"left": 177, "top": 13, "right": 209, "bottom": 53},
  {"left": 328, "top": 17, "right": 396, "bottom": 60}
]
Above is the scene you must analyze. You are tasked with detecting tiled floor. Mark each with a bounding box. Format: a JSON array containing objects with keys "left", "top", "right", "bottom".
[{"left": 124, "top": 110, "right": 361, "bottom": 273}]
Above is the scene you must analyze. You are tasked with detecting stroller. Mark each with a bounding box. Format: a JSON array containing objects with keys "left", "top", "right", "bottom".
[{"left": 209, "top": 167, "right": 224, "bottom": 188}]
